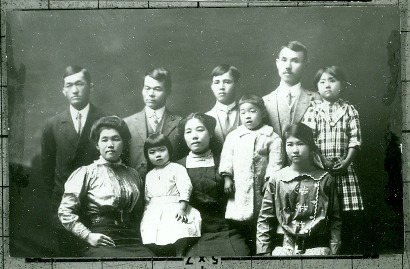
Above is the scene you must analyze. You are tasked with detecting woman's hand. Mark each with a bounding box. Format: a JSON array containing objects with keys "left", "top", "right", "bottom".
[
  {"left": 224, "top": 176, "right": 235, "bottom": 195},
  {"left": 323, "top": 159, "right": 335, "bottom": 170},
  {"left": 86, "top": 233, "right": 116, "bottom": 247},
  {"left": 176, "top": 209, "right": 188, "bottom": 223},
  {"left": 332, "top": 159, "right": 349, "bottom": 172}
]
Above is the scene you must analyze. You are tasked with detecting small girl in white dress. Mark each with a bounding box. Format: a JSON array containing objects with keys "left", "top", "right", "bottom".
[{"left": 140, "top": 133, "right": 201, "bottom": 256}]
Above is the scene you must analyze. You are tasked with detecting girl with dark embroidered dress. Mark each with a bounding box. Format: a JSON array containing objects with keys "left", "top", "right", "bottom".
[
  {"left": 256, "top": 123, "right": 342, "bottom": 256},
  {"left": 58, "top": 116, "right": 155, "bottom": 257}
]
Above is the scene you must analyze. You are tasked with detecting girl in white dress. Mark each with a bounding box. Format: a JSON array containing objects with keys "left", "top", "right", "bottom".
[{"left": 140, "top": 133, "right": 201, "bottom": 256}]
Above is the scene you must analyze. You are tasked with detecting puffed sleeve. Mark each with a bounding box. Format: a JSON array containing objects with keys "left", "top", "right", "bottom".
[
  {"left": 218, "top": 131, "right": 236, "bottom": 177},
  {"left": 325, "top": 174, "right": 342, "bottom": 255},
  {"left": 265, "top": 133, "right": 284, "bottom": 179},
  {"left": 301, "top": 100, "right": 320, "bottom": 137},
  {"left": 174, "top": 163, "right": 193, "bottom": 202},
  {"left": 58, "top": 167, "right": 92, "bottom": 240},
  {"left": 256, "top": 179, "right": 278, "bottom": 254},
  {"left": 347, "top": 104, "right": 362, "bottom": 148}
]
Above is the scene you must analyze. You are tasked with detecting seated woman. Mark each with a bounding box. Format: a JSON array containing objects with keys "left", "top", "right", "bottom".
[
  {"left": 178, "top": 112, "right": 250, "bottom": 256},
  {"left": 256, "top": 123, "right": 342, "bottom": 256},
  {"left": 58, "top": 116, "right": 155, "bottom": 257}
]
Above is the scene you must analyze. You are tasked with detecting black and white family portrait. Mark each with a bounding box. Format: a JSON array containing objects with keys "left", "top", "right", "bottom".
[{"left": 6, "top": 6, "right": 402, "bottom": 258}]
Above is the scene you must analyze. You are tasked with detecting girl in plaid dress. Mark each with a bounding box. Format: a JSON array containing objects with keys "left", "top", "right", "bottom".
[{"left": 302, "top": 66, "right": 364, "bottom": 254}]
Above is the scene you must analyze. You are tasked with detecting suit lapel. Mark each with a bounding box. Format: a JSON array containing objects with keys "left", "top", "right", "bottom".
[
  {"left": 210, "top": 106, "right": 224, "bottom": 141},
  {"left": 293, "top": 88, "right": 311, "bottom": 123},
  {"left": 267, "top": 89, "right": 282, "bottom": 135},
  {"left": 76, "top": 104, "right": 98, "bottom": 149},
  {"left": 133, "top": 111, "right": 148, "bottom": 140},
  {"left": 162, "top": 110, "right": 178, "bottom": 136},
  {"left": 59, "top": 110, "right": 79, "bottom": 149}
]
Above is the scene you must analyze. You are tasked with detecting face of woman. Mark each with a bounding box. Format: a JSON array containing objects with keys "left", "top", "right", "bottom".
[
  {"left": 285, "top": 135, "right": 310, "bottom": 165},
  {"left": 184, "top": 118, "right": 211, "bottom": 154},
  {"left": 97, "top": 128, "right": 124, "bottom": 163}
]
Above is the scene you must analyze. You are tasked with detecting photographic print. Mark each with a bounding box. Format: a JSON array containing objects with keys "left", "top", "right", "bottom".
[{"left": 6, "top": 6, "right": 402, "bottom": 258}]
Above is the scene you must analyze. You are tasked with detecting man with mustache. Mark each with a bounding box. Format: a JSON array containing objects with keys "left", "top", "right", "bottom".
[
  {"left": 263, "top": 41, "right": 321, "bottom": 138},
  {"left": 124, "top": 67, "right": 185, "bottom": 179},
  {"left": 41, "top": 65, "right": 105, "bottom": 256}
]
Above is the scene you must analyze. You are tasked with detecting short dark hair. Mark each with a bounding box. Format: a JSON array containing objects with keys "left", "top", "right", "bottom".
[
  {"left": 276, "top": 41, "right": 308, "bottom": 62},
  {"left": 313, "top": 65, "right": 347, "bottom": 92},
  {"left": 238, "top": 93, "right": 266, "bottom": 111},
  {"left": 178, "top": 112, "right": 217, "bottom": 138},
  {"left": 145, "top": 67, "right": 172, "bottom": 93},
  {"left": 63, "top": 65, "right": 91, "bottom": 85},
  {"left": 211, "top": 64, "right": 240, "bottom": 83},
  {"left": 90, "top": 116, "right": 131, "bottom": 146},
  {"left": 283, "top": 123, "right": 317, "bottom": 152},
  {"left": 144, "top": 133, "right": 174, "bottom": 164}
]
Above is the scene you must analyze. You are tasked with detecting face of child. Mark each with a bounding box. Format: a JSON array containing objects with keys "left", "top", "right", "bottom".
[
  {"left": 285, "top": 136, "right": 310, "bottom": 165},
  {"left": 276, "top": 47, "right": 306, "bottom": 86},
  {"left": 142, "top": 75, "right": 169, "bottom": 110},
  {"left": 147, "top": 146, "right": 170, "bottom": 166},
  {"left": 211, "top": 71, "right": 237, "bottom": 105},
  {"left": 317, "top": 72, "right": 341, "bottom": 103},
  {"left": 239, "top": 103, "right": 264, "bottom": 130},
  {"left": 184, "top": 118, "right": 211, "bottom": 154},
  {"left": 97, "top": 128, "right": 124, "bottom": 163}
]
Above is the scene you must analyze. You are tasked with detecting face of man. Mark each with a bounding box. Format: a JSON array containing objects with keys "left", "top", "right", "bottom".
[
  {"left": 62, "top": 72, "right": 91, "bottom": 110},
  {"left": 211, "top": 71, "right": 237, "bottom": 105},
  {"left": 142, "top": 75, "right": 169, "bottom": 110},
  {"left": 276, "top": 47, "right": 306, "bottom": 86}
]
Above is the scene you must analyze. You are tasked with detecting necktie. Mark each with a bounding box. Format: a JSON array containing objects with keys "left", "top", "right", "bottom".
[
  {"left": 152, "top": 111, "right": 159, "bottom": 131},
  {"left": 76, "top": 112, "right": 82, "bottom": 136},
  {"left": 287, "top": 90, "right": 292, "bottom": 106}
]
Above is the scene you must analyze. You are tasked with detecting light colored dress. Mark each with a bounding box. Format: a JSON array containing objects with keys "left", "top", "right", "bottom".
[
  {"left": 58, "top": 156, "right": 154, "bottom": 257},
  {"left": 219, "top": 124, "right": 284, "bottom": 221},
  {"left": 140, "top": 162, "right": 201, "bottom": 245}
]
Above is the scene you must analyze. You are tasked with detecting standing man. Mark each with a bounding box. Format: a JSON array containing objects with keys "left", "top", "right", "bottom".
[
  {"left": 263, "top": 41, "right": 321, "bottom": 138},
  {"left": 205, "top": 64, "right": 241, "bottom": 156},
  {"left": 41, "top": 65, "right": 105, "bottom": 256},
  {"left": 124, "top": 67, "right": 185, "bottom": 179}
]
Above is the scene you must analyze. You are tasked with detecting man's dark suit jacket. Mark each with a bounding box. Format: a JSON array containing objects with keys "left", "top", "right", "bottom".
[{"left": 41, "top": 103, "right": 105, "bottom": 212}]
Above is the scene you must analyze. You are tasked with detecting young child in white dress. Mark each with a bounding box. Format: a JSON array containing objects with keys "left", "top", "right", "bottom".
[{"left": 140, "top": 133, "right": 201, "bottom": 256}]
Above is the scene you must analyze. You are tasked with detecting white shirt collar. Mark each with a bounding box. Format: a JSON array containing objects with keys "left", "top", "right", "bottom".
[
  {"left": 215, "top": 101, "right": 236, "bottom": 113},
  {"left": 278, "top": 82, "right": 302, "bottom": 97},
  {"left": 145, "top": 106, "right": 166, "bottom": 119},
  {"left": 69, "top": 103, "right": 90, "bottom": 122}
]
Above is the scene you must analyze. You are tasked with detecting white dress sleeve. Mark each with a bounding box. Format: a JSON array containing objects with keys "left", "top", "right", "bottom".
[{"left": 58, "top": 166, "right": 92, "bottom": 240}]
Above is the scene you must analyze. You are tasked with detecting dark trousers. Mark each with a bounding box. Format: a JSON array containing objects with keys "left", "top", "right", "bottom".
[
  {"left": 227, "top": 219, "right": 256, "bottom": 255},
  {"left": 340, "top": 210, "right": 365, "bottom": 255}
]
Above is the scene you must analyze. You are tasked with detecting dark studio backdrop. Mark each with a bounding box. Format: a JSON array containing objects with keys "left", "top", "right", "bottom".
[{"left": 6, "top": 7, "right": 402, "bottom": 257}]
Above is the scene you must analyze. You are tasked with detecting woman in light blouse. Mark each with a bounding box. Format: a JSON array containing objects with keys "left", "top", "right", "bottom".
[{"left": 58, "top": 116, "right": 155, "bottom": 257}]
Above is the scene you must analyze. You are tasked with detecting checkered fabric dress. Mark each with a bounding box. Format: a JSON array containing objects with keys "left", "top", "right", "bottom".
[{"left": 302, "top": 99, "right": 364, "bottom": 211}]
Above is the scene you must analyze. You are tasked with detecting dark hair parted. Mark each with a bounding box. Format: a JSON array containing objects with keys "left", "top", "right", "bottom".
[
  {"left": 145, "top": 67, "right": 172, "bottom": 93},
  {"left": 63, "top": 65, "right": 91, "bottom": 85},
  {"left": 276, "top": 41, "right": 308, "bottom": 62},
  {"left": 144, "top": 133, "right": 174, "bottom": 164},
  {"left": 178, "top": 112, "right": 217, "bottom": 138},
  {"left": 90, "top": 116, "right": 131, "bottom": 146},
  {"left": 238, "top": 93, "right": 266, "bottom": 111},
  {"left": 313, "top": 65, "right": 347, "bottom": 92},
  {"left": 211, "top": 64, "right": 241, "bottom": 83},
  {"left": 283, "top": 123, "right": 317, "bottom": 152}
]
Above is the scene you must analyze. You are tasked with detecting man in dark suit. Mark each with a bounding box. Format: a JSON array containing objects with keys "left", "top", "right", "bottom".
[
  {"left": 41, "top": 65, "right": 105, "bottom": 256},
  {"left": 124, "top": 67, "right": 185, "bottom": 179},
  {"left": 263, "top": 41, "right": 321, "bottom": 138}
]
